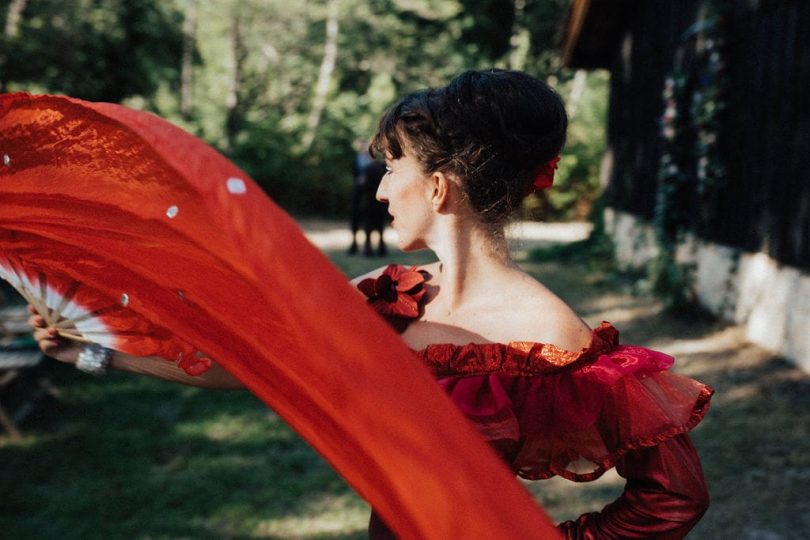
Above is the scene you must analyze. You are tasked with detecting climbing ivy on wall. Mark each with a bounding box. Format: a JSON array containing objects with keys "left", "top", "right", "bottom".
[{"left": 652, "top": 0, "right": 730, "bottom": 307}]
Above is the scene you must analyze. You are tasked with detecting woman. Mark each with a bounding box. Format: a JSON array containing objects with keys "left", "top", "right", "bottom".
[
  {"left": 32, "top": 69, "right": 711, "bottom": 538},
  {"left": 354, "top": 69, "right": 711, "bottom": 538}
]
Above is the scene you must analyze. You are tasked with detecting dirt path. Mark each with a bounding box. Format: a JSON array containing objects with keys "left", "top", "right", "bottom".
[{"left": 305, "top": 219, "right": 810, "bottom": 540}]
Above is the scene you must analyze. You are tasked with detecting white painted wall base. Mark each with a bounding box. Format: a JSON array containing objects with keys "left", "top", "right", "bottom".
[{"left": 604, "top": 207, "right": 810, "bottom": 372}]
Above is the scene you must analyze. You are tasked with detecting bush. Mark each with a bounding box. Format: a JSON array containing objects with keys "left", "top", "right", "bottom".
[{"left": 228, "top": 114, "right": 356, "bottom": 218}]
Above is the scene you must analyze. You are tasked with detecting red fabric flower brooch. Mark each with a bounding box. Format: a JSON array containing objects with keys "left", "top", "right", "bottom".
[{"left": 357, "top": 264, "right": 430, "bottom": 332}]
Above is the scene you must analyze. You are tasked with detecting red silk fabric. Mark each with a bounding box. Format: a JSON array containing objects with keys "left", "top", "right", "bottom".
[{"left": 0, "top": 94, "right": 560, "bottom": 538}]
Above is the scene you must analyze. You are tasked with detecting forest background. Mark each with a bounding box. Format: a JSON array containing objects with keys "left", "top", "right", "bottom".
[{"left": 0, "top": 0, "right": 607, "bottom": 221}]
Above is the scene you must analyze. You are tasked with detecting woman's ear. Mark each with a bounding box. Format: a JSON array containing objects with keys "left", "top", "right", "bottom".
[{"left": 430, "top": 171, "right": 452, "bottom": 211}]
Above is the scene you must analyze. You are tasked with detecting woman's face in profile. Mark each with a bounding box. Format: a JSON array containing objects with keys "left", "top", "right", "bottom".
[{"left": 376, "top": 148, "right": 434, "bottom": 252}]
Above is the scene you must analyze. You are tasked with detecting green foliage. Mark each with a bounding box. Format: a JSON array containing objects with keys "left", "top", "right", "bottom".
[
  {"left": 457, "top": 0, "right": 515, "bottom": 60},
  {"left": 651, "top": 0, "right": 730, "bottom": 308},
  {"left": 1, "top": 0, "right": 184, "bottom": 102},
  {"left": 228, "top": 111, "right": 356, "bottom": 217},
  {"left": 1, "top": 0, "right": 607, "bottom": 221},
  {"left": 523, "top": 71, "right": 609, "bottom": 221}
]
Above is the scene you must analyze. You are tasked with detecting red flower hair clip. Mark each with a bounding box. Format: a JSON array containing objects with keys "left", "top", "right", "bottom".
[
  {"left": 357, "top": 264, "right": 430, "bottom": 332},
  {"left": 528, "top": 156, "right": 561, "bottom": 194}
]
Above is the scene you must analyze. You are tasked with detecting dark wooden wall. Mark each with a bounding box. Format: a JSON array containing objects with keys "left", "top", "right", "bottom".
[{"left": 604, "top": 0, "right": 810, "bottom": 269}]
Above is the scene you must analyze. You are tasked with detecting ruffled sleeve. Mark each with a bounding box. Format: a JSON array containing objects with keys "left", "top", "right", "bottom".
[
  {"left": 558, "top": 434, "right": 710, "bottom": 539},
  {"left": 418, "top": 323, "right": 714, "bottom": 482}
]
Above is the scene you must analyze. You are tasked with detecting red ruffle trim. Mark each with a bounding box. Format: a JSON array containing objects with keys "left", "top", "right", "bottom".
[
  {"left": 417, "top": 323, "right": 714, "bottom": 482},
  {"left": 417, "top": 321, "right": 621, "bottom": 376}
]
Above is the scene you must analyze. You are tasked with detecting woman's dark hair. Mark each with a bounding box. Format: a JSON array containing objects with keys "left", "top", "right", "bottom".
[{"left": 371, "top": 69, "right": 567, "bottom": 227}]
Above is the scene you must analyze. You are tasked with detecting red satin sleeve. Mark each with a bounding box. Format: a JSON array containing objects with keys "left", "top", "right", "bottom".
[{"left": 558, "top": 433, "right": 709, "bottom": 539}]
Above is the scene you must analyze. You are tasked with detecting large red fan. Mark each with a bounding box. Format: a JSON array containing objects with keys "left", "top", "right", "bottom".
[{"left": 0, "top": 94, "right": 560, "bottom": 538}]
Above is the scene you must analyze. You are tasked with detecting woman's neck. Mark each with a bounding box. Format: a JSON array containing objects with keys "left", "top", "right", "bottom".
[{"left": 428, "top": 217, "right": 515, "bottom": 312}]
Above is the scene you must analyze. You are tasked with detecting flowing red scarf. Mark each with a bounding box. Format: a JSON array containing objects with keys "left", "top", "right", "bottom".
[{"left": 0, "top": 93, "right": 560, "bottom": 539}]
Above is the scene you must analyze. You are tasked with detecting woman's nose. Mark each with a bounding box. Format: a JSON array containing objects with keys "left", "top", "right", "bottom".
[{"left": 376, "top": 180, "right": 388, "bottom": 203}]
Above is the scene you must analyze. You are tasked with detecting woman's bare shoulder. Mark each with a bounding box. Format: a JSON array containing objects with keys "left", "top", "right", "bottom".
[
  {"left": 528, "top": 302, "right": 592, "bottom": 351},
  {"left": 507, "top": 280, "right": 592, "bottom": 351}
]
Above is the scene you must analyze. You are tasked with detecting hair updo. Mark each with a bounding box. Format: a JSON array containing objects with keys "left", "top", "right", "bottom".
[{"left": 371, "top": 69, "right": 567, "bottom": 227}]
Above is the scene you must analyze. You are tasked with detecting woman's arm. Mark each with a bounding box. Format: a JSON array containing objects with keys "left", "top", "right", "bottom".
[
  {"left": 558, "top": 434, "right": 710, "bottom": 539},
  {"left": 29, "top": 309, "right": 244, "bottom": 390},
  {"left": 107, "top": 350, "right": 244, "bottom": 389}
]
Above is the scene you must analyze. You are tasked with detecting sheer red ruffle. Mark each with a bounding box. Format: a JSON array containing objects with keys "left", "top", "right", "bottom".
[{"left": 416, "top": 323, "right": 714, "bottom": 482}]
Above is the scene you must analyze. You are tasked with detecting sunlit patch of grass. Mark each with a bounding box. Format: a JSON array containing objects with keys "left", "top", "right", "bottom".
[{"left": 253, "top": 493, "right": 369, "bottom": 539}]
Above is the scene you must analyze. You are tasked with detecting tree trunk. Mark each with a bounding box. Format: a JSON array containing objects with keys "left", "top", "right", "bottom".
[
  {"left": 567, "top": 69, "right": 588, "bottom": 119},
  {"left": 225, "top": 13, "right": 247, "bottom": 149},
  {"left": 508, "top": 0, "right": 529, "bottom": 71},
  {"left": 301, "top": 0, "right": 339, "bottom": 151},
  {"left": 181, "top": 0, "right": 197, "bottom": 120}
]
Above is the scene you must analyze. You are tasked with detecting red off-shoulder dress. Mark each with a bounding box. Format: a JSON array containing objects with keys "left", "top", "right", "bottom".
[{"left": 359, "top": 266, "right": 712, "bottom": 539}]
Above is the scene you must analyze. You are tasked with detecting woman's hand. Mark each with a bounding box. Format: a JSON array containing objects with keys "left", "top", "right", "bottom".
[
  {"left": 28, "top": 305, "right": 82, "bottom": 365},
  {"left": 27, "top": 304, "right": 244, "bottom": 389}
]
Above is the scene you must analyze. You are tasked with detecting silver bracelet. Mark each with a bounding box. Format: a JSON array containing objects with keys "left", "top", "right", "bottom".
[{"left": 75, "top": 343, "right": 113, "bottom": 376}]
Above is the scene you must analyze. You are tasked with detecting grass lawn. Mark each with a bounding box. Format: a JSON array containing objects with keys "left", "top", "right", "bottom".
[
  {"left": 2, "top": 233, "right": 808, "bottom": 538},
  {"left": 0, "top": 366, "right": 372, "bottom": 539}
]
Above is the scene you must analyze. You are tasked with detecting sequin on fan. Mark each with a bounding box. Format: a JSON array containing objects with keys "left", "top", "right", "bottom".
[{"left": 226, "top": 177, "right": 247, "bottom": 194}]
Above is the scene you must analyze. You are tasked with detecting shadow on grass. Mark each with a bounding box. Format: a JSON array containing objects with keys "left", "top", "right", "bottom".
[{"left": 0, "top": 363, "right": 368, "bottom": 539}]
